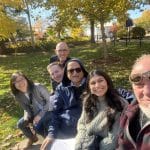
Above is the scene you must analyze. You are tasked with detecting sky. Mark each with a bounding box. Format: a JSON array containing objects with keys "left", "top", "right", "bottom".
[
  {"left": 128, "top": 4, "right": 150, "bottom": 19},
  {"left": 22, "top": 4, "right": 150, "bottom": 25}
]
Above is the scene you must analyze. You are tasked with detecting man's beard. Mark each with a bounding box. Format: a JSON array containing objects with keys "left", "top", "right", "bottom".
[{"left": 139, "top": 105, "right": 150, "bottom": 119}]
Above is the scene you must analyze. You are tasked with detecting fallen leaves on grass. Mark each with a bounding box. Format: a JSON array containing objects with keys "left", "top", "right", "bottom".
[
  {"left": 1, "top": 142, "right": 11, "bottom": 148},
  {"left": 4, "top": 134, "right": 13, "bottom": 141}
]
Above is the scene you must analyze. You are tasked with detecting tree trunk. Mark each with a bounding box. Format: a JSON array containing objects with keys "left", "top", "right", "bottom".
[
  {"left": 0, "top": 46, "right": 3, "bottom": 55},
  {"left": 0, "top": 40, "right": 6, "bottom": 55},
  {"left": 57, "top": 31, "right": 61, "bottom": 39},
  {"left": 23, "top": 0, "right": 35, "bottom": 49},
  {"left": 90, "top": 19, "right": 95, "bottom": 43},
  {"left": 100, "top": 21, "right": 107, "bottom": 60}
]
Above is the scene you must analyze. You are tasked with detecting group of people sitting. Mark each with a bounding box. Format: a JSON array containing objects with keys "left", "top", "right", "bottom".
[{"left": 10, "top": 42, "right": 150, "bottom": 150}]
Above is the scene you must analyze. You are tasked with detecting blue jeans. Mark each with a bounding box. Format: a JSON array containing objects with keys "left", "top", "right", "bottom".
[
  {"left": 33, "top": 111, "right": 52, "bottom": 137},
  {"left": 17, "top": 111, "right": 52, "bottom": 138}
]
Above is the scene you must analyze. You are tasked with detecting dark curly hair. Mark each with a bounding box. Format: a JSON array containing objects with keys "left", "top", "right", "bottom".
[
  {"left": 83, "top": 70, "right": 123, "bottom": 126},
  {"left": 10, "top": 72, "right": 34, "bottom": 96}
]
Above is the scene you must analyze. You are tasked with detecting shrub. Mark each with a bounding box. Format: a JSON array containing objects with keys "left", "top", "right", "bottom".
[
  {"left": 131, "top": 26, "right": 146, "bottom": 39},
  {"left": 117, "top": 28, "right": 128, "bottom": 39},
  {"left": 3, "top": 40, "right": 56, "bottom": 54}
]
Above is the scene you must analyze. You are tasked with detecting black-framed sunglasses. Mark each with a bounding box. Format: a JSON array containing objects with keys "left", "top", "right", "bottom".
[
  {"left": 129, "top": 71, "right": 150, "bottom": 85},
  {"left": 67, "top": 67, "right": 82, "bottom": 74}
]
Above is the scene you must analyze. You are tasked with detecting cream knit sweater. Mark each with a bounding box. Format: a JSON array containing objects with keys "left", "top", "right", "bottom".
[{"left": 75, "top": 97, "right": 121, "bottom": 150}]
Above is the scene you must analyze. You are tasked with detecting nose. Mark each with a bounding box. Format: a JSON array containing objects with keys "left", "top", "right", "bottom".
[
  {"left": 95, "top": 82, "right": 100, "bottom": 88},
  {"left": 143, "top": 81, "right": 150, "bottom": 97},
  {"left": 71, "top": 70, "right": 77, "bottom": 75},
  {"left": 53, "top": 73, "right": 58, "bottom": 79}
]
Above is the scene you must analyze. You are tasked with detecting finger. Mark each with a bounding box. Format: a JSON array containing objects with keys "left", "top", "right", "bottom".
[
  {"left": 40, "top": 141, "right": 45, "bottom": 150},
  {"left": 40, "top": 140, "right": 48, "bottom": 150}
]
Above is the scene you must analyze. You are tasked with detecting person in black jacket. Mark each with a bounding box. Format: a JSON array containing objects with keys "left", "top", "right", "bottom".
[
  {"left": 41, "top": 58, "right": 88, "bottom": 150},
  {"left": 49, "top": 42, "right": 71, "bottom": 91},
  {"left": 49, "top": 42, "right": 71, "bottom": 67}
]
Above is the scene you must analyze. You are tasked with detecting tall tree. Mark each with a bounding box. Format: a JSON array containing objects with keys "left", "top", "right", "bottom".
[
  {"left": 48, "top": 8, "right": 81, "bottom": 39},
  {"left": 22, "top": 0, "right": 35, "bottom": 48},
  {"left": 134, "top": 10, "right": 150, "bottom": 30},
  {"left": 73, "top": 0, "right": 132, "bottom": 59},
  {"left": 0, "top": 0, "right": 23, "bottom": 54},
  {"left": 44, "top": 1, "right": 82, "bottom": 39},
  {"left": 0, "top": 0, "right": 23, "bottom": 40},
  {"left": 46, "top": 0, "right": 132, "bottom": 59},
  {"left": 14, "top": 0, "right": 45, "bottom": 48}
]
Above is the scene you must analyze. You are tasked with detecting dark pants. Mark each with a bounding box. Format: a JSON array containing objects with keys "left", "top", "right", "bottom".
[{"left": 17, "top": 111, "right": 52, "bottom": 138}]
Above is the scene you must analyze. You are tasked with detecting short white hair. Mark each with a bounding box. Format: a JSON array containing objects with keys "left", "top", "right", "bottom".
[
  {"left": 56, "top": 42, "right": 69, "bottom": 50},
  {"left": 132, "top": 54, "right": 150, "bottom": 71}
]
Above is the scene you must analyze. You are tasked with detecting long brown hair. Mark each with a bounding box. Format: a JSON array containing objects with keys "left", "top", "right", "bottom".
[
  {"left": 10, "top": 72, "right": 34, "bottom": 95},
  {"left": 83, "top": 70, "right": 123, "bottom": 123}
]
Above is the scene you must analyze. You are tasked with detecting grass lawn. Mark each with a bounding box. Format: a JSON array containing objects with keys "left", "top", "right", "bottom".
[{"left": 0, "top": 40, "right": 150, "bottom": 149}]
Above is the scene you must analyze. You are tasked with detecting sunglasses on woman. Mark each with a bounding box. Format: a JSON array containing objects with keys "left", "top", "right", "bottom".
[
  {"left": 129, "top": 71, "right": 150, "bottom": 85},
  {"left": 67, "top": 68, "right": 82, "bottom": 74}
]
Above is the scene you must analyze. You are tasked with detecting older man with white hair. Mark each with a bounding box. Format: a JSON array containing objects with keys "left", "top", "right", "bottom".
[
  {"left": 50, "top": 42, "right": 71, "bottom": 67},
  {"left": 118, "top": 54, "right": 150, "bottom": 149}
]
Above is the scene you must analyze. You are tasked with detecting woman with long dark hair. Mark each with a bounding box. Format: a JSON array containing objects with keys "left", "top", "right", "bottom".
[
  {"left": 10, "top": 72, "right": 52, "bottom": 149},
  {"left": 75, "top": 70, "right": 127, "bottom": 150}
]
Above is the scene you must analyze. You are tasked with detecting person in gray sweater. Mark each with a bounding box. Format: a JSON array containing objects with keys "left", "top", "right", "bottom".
[
  {"left": 75, "top": 70, "right": 127, "bottom": 150},
  {"left": 10, "top": 72, "right": 52, "bottom": 149}
]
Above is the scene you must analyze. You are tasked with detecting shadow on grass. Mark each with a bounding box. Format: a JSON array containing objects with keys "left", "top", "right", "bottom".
[
  {"left": 1, "top": 42, "right": 150, "bottom": 114},
  {"left": 0, "top": 40, "right": 150, "bottom": 148},
  {"left": 0, "top": 94, "right": 23, "bottom": 119}
]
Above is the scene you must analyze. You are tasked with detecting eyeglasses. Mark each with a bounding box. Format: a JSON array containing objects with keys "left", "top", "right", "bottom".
[
  {"left": 67, "top": 68, "right": 82, "bottom": 74},
  {"left": 57, "top": 49, "right": 68, "bottom": 52},
  {"left": 129, "top": 71, "right": 150, "bottom": 85},
  {"left": 13, "top": 77, "right": 25, "bottom": 85}
]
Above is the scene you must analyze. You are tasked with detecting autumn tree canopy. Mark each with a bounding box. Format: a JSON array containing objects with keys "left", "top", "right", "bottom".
[
  {"left": 134, "top": 10, "right": 150, "bottom": 31},
  {"left": 0, "top": 0, "right": 24, "bottom": 40}
]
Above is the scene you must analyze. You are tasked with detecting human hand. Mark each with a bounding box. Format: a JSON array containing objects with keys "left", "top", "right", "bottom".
[
  {"left": 33, "top": 115, "right": 41, "bottom": 124},
  {"left": 40, "top": 136, "right": 54, "bottom": 150},
  {"left": 24, "top": 120, "right": 30, "bottom": 126}
]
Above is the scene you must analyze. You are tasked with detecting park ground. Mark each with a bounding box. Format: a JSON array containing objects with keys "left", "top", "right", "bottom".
[{"left": 0, "top": 40, "right": 150, "bottom": 149}]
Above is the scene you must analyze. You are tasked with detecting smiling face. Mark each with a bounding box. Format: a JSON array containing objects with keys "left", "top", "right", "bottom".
[
  {"left": 89, "top": 74, "right": 108, "bottom": 97},
  {"left": 67, "top": 61, "right": 84, "bottom": 87},
  {"left": 55, "top": 42, "right": 70, "bottom": 63},
  {"left": 14, "top": 75, "right": 28, "bottom": 93},
  {"left": 131, "top": 56, "right": 150, "bottom": 108},
  {"left": 48, "top": 64, "right": 64, "bottom": 83}
]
